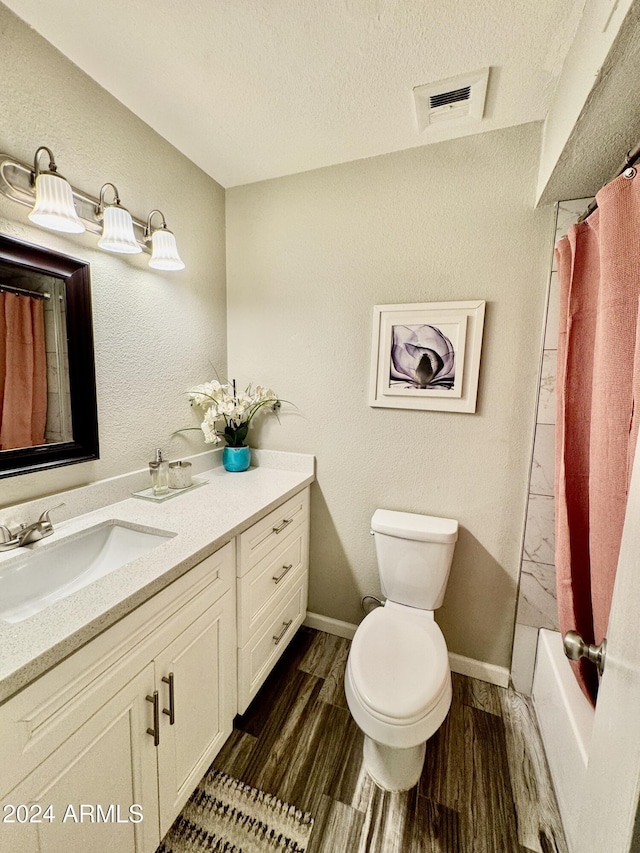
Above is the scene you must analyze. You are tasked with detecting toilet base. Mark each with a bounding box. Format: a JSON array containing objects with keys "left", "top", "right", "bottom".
[{"left": 363, "top": 735, "right": 426, "bottom": 792}]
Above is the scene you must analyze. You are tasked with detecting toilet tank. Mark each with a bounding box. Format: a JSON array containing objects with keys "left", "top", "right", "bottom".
[{"left": 371, "top": 509, "right": 458, "bottom": 610}]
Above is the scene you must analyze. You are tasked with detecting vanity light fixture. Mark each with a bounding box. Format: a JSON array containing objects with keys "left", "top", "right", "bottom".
[
  {"left": 96, "top": 183, "right": 142, "bottom": 254},
  {"left": 0, "top": 147, "right": 185, "bottom": 270},
  {"left": 144, "top": 210, "right": 185, "bottom": 271},
  {"left": 28, "top": 146, "right": 85, "bottom": 234}
]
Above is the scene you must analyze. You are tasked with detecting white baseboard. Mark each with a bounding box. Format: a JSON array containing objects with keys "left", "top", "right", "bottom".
[
  {"left": 305, "top": 611, "right": 510, "bottom": 687},
  {"left": 304, "top": 612, "right": 357, "bottom": 640},
  {"left": 448, "top": 651, "right": 510, "bottom": 687}
]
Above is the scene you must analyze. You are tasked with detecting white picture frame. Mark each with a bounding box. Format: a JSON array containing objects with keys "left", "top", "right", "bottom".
[{"left": 368, "top": 300, "right": 486, "bottom": 413}]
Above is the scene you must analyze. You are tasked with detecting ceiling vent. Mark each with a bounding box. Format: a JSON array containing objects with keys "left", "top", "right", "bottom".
[{"left": 413, "top": 68, "right": 490, "bottom": 132}]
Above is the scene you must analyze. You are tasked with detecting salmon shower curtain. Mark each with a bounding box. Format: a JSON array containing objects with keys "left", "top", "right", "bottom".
[
  {"left": 0, "top": 291, "right": 47, "bottom": 449},
  {"left": 555, "top": 167, "right": 640, "bottom": 703}
]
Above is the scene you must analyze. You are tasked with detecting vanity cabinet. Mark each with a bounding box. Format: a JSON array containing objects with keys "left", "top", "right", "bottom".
[
  {"left": 0, "top": 543, "right": 236, "bottom": 853},
  {"left": 0, "top": 484, "right": 312, "bottom": 851},
  {"left": 236, "top": 487, "right": 309, "bottom": 713}
]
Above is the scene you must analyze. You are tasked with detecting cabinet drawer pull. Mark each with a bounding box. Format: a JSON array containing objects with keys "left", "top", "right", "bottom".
[
  {"left": 273, "top": 619, "right": 293, "bottom": 645},
  {"left": 162, "top": 672, "right": 175, "bottom": 725},
  {"left": 146, "top": 691, "right": 160, "bottom": 746},
  {"left": 272, "top": 518, "right": 293, "bottom": 534},
  {"left": 272, "top": 563, "right": 293, "bottom": 584}
]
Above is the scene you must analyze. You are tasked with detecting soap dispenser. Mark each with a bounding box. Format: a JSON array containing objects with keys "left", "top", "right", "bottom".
[{"left": 149, "top": 448, "right": 169, "bottom": 496}]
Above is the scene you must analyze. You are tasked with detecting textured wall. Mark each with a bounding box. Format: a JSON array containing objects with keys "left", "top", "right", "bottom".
[
  {"left": 0, "top": 4, "right": 226, "bottom": 508},
  {"left": 226, "top": 122, "right": 556, "bottom": 669}
]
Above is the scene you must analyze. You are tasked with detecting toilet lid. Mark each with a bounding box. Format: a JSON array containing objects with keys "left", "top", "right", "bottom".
[{"left": 350, "top": 607, "right": 449, "bottom": 721}]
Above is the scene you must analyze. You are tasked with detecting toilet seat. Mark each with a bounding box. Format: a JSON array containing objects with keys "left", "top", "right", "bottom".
[
  {"left": 345, "top": 604, "right": 452, "bottom": 749},
  {"left": 349, "top": 606, "right": 450, "bottom": 724}
]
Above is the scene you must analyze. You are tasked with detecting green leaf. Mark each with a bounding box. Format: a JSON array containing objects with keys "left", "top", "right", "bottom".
[
  {"left": 235, "top": 424, "right": 249, "bottom": 444},
  {"left": 222, "top": 423, "right": 248, "bottom": 447}
]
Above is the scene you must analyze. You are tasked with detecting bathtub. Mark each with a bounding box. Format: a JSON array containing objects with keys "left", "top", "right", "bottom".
[{"left": 532, "top": 629, "right": 595, "bottom": 853}]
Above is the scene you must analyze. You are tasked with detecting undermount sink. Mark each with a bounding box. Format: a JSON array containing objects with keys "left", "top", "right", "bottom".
[{"left": 0, "top": 520, "right": 175, "bottom": 624}]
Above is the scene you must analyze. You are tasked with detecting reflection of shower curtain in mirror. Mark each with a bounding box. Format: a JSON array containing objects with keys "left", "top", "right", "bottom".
[
  {"left": 0, "top": 292, "right": 47, "bottom": 449},
  {"left": 555, "top": 168, "right": 640, "bottom": 704}
]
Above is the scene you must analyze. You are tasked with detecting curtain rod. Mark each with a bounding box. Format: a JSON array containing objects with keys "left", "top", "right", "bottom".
[
  {"left": 578, "top": 141, "right": 640, "bottom": 222},
  {"left": 0, "top": 283, "right": 50, "bottom": 300}
]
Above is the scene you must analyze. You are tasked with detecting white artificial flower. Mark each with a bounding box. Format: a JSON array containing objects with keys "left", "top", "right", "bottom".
[
  {"left": 188, "top": 385, "right": 210, "bottom": 408},
  {"left": 189, "top": 380, "right": 226, "bottom": 409},
  {"left": 201, "top": 408, "right": 221, "bottom": 444},
  {"left": 186, "top": 376, "right": 281, "bottom": 446},
  {"left": 257, "top": 386, "right": 277, "bottom": 402}
]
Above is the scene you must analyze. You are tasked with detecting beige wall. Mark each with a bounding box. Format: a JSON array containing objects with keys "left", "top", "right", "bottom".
[
  {"left": 0, "top": 4, "right": 226, "bottom": 507},
  {"left": 227, "top": 123, "right": 555, "bottom": 669}
]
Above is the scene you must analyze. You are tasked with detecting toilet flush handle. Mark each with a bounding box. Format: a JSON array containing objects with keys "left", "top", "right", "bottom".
[{"left": 361, "top": 595, "right": 385, "bottom": 616}]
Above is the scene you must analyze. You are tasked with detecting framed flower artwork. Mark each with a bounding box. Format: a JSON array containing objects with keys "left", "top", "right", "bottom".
[{"left": 368, "top": 300, "right": 486, "bottom": 413}]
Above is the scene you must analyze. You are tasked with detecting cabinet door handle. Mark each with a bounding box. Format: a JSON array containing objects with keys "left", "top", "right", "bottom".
[
  {"left": 273, "top": 619, "right": 293, "bottom": 645},
  {"left": 146, "top": 691, "right": 160, "bottom": 746},
  {"left": 162, "top": 672, "right": 175, "bottom": 725},
  {"left": 272, "top": 563, "right": 293, "bottom": 584},
  {"left": 272, "top": 518, "right": 292, "bottom": 534}
]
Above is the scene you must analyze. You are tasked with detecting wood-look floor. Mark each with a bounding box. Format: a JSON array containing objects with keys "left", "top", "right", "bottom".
[{"left": 213, "top": 627, "right": 568, "bottom": 853}]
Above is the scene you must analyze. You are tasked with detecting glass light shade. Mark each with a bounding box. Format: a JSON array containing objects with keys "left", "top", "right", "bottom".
[
  {"left": 149, "top": 228, "right": 185, "bottom": 270},
  {"left": 98, "top": 205, "right": 142, "bottom": 254},
  {"left": 28, "top": 172, "right": 85, "bottom": 233}
]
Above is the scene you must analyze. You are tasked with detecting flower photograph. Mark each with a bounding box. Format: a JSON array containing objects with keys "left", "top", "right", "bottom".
[
  {"left": 390, "top": 323, "right": 456, "bottom": 390},
  {"left": 369, "top": 300, "right": 485, "bottom": 413}
]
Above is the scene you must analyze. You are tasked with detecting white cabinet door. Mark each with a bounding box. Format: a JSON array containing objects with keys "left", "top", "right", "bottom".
[
  {"left": 0, "top": 663, "right": 160, "bottom": 853},
  {"left": 155, "top": 589, "right": 235, "bottom": 837}
]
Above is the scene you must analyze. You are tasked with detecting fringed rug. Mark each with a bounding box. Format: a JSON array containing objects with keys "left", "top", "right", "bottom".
[{"left": 156, "top": 769, "right": 314, "bottom": 853}]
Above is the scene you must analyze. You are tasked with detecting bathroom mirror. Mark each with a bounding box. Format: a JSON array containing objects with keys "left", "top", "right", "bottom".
[{"left": 0, "top": 234, "right": 99, "bottom": 478}]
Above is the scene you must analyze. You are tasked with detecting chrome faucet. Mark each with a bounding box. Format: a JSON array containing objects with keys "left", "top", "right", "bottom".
[{"left": 0, "top": 503, "right": 65, "bottom": 551}]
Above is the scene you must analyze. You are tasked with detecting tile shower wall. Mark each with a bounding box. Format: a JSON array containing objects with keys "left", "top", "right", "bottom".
[
  {"left": 511, "top": 198, "right": 593, "bottom": 694},
  {"left": 43, "top": 279, "right": 72, "bottom": 444}
]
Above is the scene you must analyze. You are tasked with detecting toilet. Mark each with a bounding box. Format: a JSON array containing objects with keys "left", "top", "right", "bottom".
[{"left": 344, "top": 508, "right": 458, "bottom": 792}]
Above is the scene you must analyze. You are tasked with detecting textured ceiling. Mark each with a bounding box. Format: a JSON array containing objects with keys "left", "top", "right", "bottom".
[{"left": 2, "top": 0, "right": 585, "bottom": 187}]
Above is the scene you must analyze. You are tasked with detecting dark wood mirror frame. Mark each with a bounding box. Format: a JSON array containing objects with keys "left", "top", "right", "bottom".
[{"left": 0, "top": 234, "right": 99, "bottom": 479}]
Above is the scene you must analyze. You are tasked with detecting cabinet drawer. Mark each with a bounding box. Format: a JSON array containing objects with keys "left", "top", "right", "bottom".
[
  {"left": 237, "top": 575, "right": 308, "bottom": 714},
  {"left": 237, "top": 526, "right": 307, "bottom": 644},
  {"left": 237, "top": 488, "right": 309, "bottom": 577}
]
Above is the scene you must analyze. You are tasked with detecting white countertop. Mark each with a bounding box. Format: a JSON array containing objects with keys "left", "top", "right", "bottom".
[{"left": 0, "top": 457, "right": 314, "bottom": 703}]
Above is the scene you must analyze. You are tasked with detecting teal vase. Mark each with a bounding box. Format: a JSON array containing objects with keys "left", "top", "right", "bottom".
[{"left": 222, "top": 445, "right": 251, "bottom": 472}]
